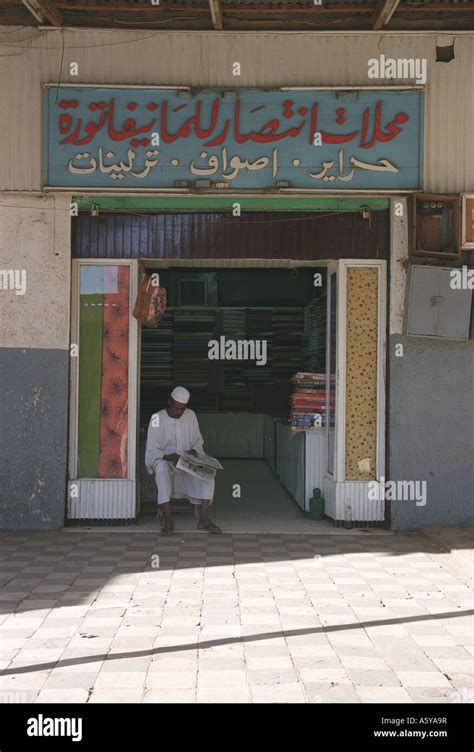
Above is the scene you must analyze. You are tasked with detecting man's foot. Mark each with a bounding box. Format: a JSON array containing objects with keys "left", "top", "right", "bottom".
[
  {"left": 197, "top": 518, "right": 221, "bottom": 534},
  {"left": 161, "top": 520, "right": 174, "bottom": 535}
]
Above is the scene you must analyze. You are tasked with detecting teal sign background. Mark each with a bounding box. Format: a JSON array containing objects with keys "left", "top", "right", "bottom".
[{"left": 43, "top": 87, "right": 423, "bottom": 190}]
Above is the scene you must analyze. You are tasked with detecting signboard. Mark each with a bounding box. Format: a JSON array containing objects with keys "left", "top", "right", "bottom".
[{"left": 43, "top": 86, "right": 423, "bottom": 190}]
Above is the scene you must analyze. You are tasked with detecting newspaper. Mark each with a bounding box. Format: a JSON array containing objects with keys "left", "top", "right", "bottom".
[{"left": 176, "top": 452, "right": 223, "bottom": 481}]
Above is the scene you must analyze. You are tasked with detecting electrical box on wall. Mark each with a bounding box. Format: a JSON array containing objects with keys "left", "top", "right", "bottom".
[
  {"left": 406, "top": 265, "right": 472, "bottom": 341},
  {"left": 411, "top": 193, "right": 461, "bottom": 259},
  {"left": 461, "top": 194, "right": 474, "bottom": 249}
]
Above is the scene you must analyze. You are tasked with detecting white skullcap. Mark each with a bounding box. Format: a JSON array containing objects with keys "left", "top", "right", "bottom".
[{"left": 171, "top": 386, "right": 190, "bottom": 404}]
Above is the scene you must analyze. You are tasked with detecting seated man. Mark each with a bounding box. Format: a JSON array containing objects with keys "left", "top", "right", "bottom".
[{"left": 145, "top": 386, "right": 221, "bottom": 535}]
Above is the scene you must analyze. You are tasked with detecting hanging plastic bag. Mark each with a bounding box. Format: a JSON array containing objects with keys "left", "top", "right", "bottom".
[{"left": 132, "top": 263, "right": 167, "bottom": 328}]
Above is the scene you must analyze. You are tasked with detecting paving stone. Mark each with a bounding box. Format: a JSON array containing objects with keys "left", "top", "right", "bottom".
[
  {"left": 250, "top": 683, "right": 306, "bottom": 703},
  {"left": 41, "top": 673, "right": 99, "bottom": 689},
  {"left": 340, "top": 656, "right": 391, "bottom": 671},
  {"left": 445, "top": 673, "right": 474, "bottom": 689},
  {"left": 406, "top": 687, "right": 462, "bottom": 703},
  {"left": 197, "top": 686, "right": 251, "bottom": 703},
  {"left": 197, "top": 670, "right": 247, "bottom": 687},
  {"left": 0, "top": 672, "right": 51, "bottom": 690},
  {"left": 292, "top": 657, "right": 342, "bottom": 670},
  {"left": 395, "top": 671, "right": 452, "bottom": 687},
  {"left": 35, "top": 689, "right": 90, "bottom": 703},
  {"left": 355, "top": 686, "right": 413, "bottom": 703},
  {"left": 198, "top": 657, "right": 246, "bottom": 670},
  {"left": 143, "top": 689, "right": 196, "bottom": 703},
  {"left": 88, "top": 688, "right": 144, "bottom": 703},
  {"left": 299, "top": 668, "right": 350, "bottom": 683},
  {"left": 93, "top": 671, "right": 145, "bottom": 688},
  {"left": 312, "top": 685, "right": 361, "bottom": 703},
  {"left": 150, "top": 657, "right": 198, "bottom": 671},
  {"left": 146, "top": 671, "right": 197, "bottom": 689},
  {"left": 346, "top": 669, "right": 400, "bottom": 686}
]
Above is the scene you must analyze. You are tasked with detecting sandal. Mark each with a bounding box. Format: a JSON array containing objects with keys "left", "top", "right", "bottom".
[
  {"left": 197, "top": 521, "right": 222, "bottom": 534},
  {"left": 161, "top": 521, "right": 174, "bottom": 535}
]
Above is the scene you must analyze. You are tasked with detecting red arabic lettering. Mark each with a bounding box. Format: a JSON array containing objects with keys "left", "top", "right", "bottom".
[
  {"left": 58, "top": 99, "right": 78, "bottom": 109},
  {"left": 309, "top": 103, "right": 358, "bottom": 144},
  {"left": 59, "top": 98, "right": 156, "bottom": 146},
  {"left": 56, "top": 95, "right": 410, "bottom": 150},
  {"left": 233, "top": 99, "right": 305, "bottom": 144},
  {"left": 359, "top": 102, "right": 409, "bottom": 148},
  {"left": 107, "top": 98, "right": 156, "bottom": 142}
]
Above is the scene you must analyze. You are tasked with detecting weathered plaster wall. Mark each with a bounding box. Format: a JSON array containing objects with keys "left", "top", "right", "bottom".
[{"left": 0, "top": 194, "right": 71, "bottom": 529}]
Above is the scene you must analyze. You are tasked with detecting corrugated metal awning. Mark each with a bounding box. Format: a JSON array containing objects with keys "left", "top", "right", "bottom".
[{"left": 72, "top": 210, "right": 389, "bottom": 260}]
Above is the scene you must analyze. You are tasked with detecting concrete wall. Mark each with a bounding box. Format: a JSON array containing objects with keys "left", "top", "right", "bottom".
[
  {"left": 0, "top": 194, "right": 71, "bottom": 529},
  {"left": 389, "top": 336, "right": 474, "bottom": 530},
  {"left": 0, "top": 28, "right": 472, "bottom": 192},
  {"left": 388, "top": 198, "right": 474, "bottom": 530},
  {"left": 0, "top": 348, "right": 69, "bottom": 529}
]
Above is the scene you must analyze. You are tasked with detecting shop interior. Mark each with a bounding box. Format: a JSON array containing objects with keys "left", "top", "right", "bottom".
[{"left": 138, "top": 265, "right": 329, "bottom": 531}]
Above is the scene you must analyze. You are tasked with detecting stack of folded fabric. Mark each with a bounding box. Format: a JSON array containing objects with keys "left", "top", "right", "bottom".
[{"left": 289, "top": 371, "right": 326, "bottom": 430}]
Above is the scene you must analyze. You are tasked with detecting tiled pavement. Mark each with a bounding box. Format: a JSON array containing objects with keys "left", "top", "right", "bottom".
[{"left": 0, "top": 530, "right": 472, "bottom": 704}]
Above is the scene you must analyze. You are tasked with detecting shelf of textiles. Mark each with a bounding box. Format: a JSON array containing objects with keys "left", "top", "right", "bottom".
[
  {"left": 219, "top": 308, "right": 250, "bottom": 402},
  {"left": 173, "top": 307, "right": 217, "bottom": 390},
  {"left": 289, "top": 372, "right": 327, "bottom": 431},
  {"left": 140, "top": 305, "right": 316, "bottom": 415},
  {"left": 272, "top": 308, "right": 307, "bottom": 382},
  {"left": 246, "top": 307, "right": 273, "bottom": 384},
  {"left": 304, "top": 299, "right": 327, "bottom": 373},
  {"left": 141, "top": 310, "right": 174, "bottom": 388}
]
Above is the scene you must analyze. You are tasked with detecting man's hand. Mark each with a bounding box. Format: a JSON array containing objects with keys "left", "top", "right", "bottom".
[{"left": 164, "top": 453, "right": 180, "bottom": 465}]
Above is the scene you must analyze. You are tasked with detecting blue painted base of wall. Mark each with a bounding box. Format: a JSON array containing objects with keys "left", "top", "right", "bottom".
[
  {"left": 389, "top": 336, "right": 474, "bottom": 531},
  {"left": 0, "top": 348, "right": 69, "bottom": 530}
]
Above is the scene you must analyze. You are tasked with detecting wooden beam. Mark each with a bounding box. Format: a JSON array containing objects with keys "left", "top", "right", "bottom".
[
  {"left": 4, "top": 0, "right": 474, "bottom": 12},
  {"left": 372, "top": 0, "right": 400, "bottom": 29},
  {"left": 49, "top": 1, "right": 374, "bottom": 13},
  {"left": 18, "top": 1, "right": 474, "bottom": 15},
  {"left": 21, "top": 0, "right": 62, "bottom": 25},
  {"left": 209, "top": 0, "right": 223, "bottom": 29}
]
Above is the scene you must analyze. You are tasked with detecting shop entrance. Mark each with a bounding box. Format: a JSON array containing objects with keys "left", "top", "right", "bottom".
[
  {"left": 67, "top": 201, "right": 388, "bottom": 529},
  {"left": 138, "top": 264, "right": 328, "bottom": 532}
]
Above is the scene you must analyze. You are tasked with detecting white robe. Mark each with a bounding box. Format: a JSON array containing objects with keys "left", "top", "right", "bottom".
[{"left": 145, "top": 408, "right": 215, "bottom": 506}]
